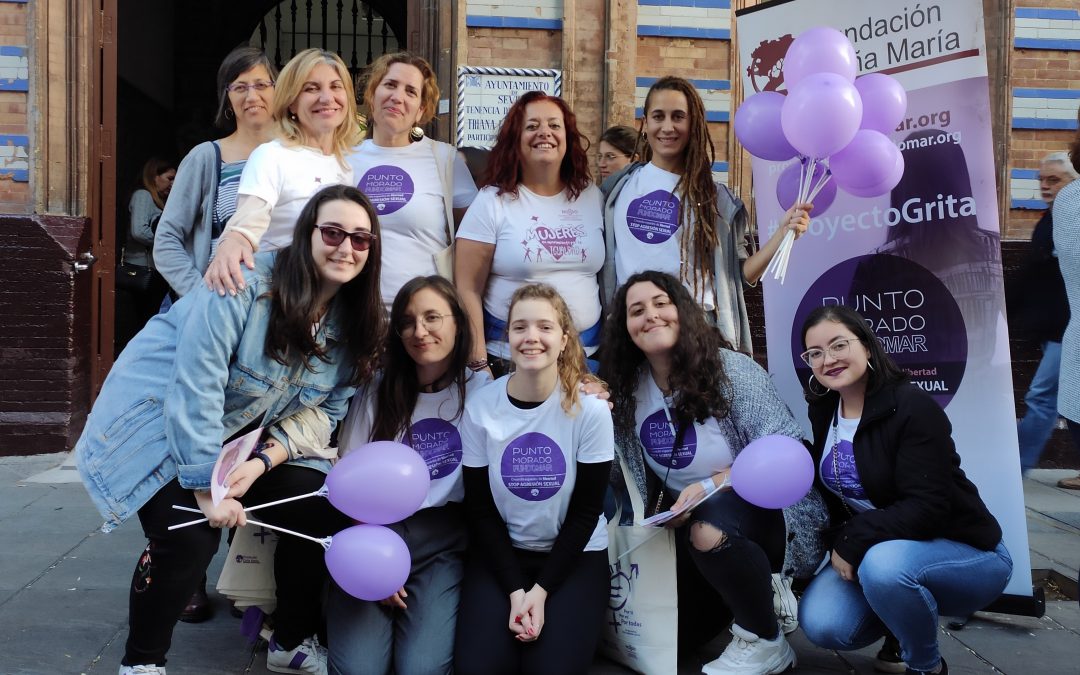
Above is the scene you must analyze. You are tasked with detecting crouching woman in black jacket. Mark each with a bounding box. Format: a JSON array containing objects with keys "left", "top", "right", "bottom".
[{"left": 796, "top": 305, "right": 1011, "bottom": 675}]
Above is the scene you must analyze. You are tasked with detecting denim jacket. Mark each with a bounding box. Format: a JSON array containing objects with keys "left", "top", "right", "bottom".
[{"left": 76, "top": 252, "right": 357, "bottom": 532}]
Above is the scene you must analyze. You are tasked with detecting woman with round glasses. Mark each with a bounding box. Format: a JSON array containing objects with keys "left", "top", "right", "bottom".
[
  {"left": 204, "top": 48, "right": 361, "bottom": 297},
  {"left": 328, "top": 275, "right": 489, "bottom": 675},
  {"left": 77, "top": 185, "right": 386, "bottom": 675},
  {"left": 155, "top": 47, "right": 277, "bottom": 299},
  {"left": 797, "top": 304, "right": 1011, "bottom": 675}
]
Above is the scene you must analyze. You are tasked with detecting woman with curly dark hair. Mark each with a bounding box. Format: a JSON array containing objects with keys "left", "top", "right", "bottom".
[
  {"left": 598, "top": 270, "right": 827, "bottom": 675},
  {"left": 455, "top": 91, "right": 603, "bottom": 376}
]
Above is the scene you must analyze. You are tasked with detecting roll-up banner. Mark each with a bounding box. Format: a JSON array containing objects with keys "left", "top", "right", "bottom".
[{"left": 735, "top": 0, "right": 1034, "bottom": 601}]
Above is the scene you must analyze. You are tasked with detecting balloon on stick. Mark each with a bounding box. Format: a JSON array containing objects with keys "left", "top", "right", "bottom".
[
  {"left": 734, "top": 92, "right": 798, "bottom": 161},
  {"left": 776, "top": 159, "right": 836, "bottom": 213},
  {"left": 730, "top": 435, "right": 814, "bottom": 509},
  {"left": 830, "top": 130, "right": 903, "bottom": 195},
  {"left": 782, "top": 26, "right": 858, "bottom": 89},
  {"left": 325, "top": 524, "right": 411, "bottom": 601},
  {"left": 781, "top": 73, "right": 863, "bottom": 159},
  {"left": 854, "top": 73, "right": 908, "bottom": 134},
  {"left": 325, "top": 441, "right": 430, "bottom": 524}
]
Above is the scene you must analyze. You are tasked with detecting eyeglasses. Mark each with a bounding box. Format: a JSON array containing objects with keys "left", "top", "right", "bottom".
[
  {"left": 225, "top": 80, "right": 275, "bottom": 95},
  {"left": 316, "top": 224, "right": 377, "bottom": 251},
  {"left": 396, "top": 312, "right": 453, "bottom": 337},
  {"left": 800, "top": 338, "right": 859, "bottom": 368},
  {"left": 597, "top": 152, "right": 628, "bottom": 163}
]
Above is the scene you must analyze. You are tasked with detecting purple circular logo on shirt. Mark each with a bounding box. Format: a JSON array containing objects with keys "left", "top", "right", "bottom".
[
  {"left": 409, "top": 417, "right": 462, "bottom": 480},
  {"left": 639, "top": 409, "right": 697, "bottom": 469},
  {"left": 358, "top": 165, "right": 414, "bottom": 214},
  {"left": 823, "top": 439, "right": 867, "bottom": 499},
  {"left": 625, "top": 190, "right": 681, "bottom": 244},
  {"left": 791, "top": 253, "right": 967, "bottom": 408},
  {"left": 500, "top": 432, "right": 566, "bottom": 501}
]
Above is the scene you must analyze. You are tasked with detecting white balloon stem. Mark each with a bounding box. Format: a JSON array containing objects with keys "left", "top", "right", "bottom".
[
  {"left": 244, "top": 517, "right": 331, "bottom": 549},
  {"left": 807, "top": 170, "right": 832, "bottom": 204},
  {"left": 167, "top": 489, "right": 327, "bottom": 530},
  {"left": 797, "top": 157, "right": 814, "bottom": 206}
]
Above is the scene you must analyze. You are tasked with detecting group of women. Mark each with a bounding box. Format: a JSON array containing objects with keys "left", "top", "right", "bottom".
[{"left": 76, "top": 44, "right": 1012, "bottom": 675}]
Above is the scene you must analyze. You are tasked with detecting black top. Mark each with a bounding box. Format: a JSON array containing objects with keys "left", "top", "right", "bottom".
[
  {"left": 807, "top": 381, "right": 1002, "bottom": 567},
  {"left": 1008, "top": 210, "right": 1069, "bottom": 342}
]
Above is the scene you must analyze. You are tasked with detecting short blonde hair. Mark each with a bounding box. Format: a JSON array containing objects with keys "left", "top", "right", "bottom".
[
  {"left": 272, "top": 48, "right": 361, "bottom": 165},
  {"left": 359, "top": 52, "right": 440, "bottom": 138}
]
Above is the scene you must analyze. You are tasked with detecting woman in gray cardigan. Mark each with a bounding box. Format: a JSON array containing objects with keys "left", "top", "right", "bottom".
[{"left": 154, "top": 46, "right": 276, "bottom": 297}]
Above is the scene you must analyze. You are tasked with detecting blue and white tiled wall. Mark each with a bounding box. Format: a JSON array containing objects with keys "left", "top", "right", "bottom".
[
  {"left": 636, "top": 0, "right": 731, "bottom": 40},
  {"left": 465, "top": 0, "right": 563, "bottom": 30}
]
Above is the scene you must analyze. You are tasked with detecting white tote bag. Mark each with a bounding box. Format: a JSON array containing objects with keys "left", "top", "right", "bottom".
[
  {"left": 599, "top": 458, "right": 679, "bottom": 675},
  {"left": 215, "top": 524, "right": 279, "bottom": 613}
]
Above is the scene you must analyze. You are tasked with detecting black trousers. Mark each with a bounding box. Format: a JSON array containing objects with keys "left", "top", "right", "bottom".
[
  {"left": 122, "top": 466, "right": 349, "bottom": 667},
  {"left": 454, "top": 548, "right": 608, "bottom": 675}
]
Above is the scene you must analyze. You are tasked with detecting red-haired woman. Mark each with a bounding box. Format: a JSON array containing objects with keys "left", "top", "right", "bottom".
[{"left": 454, "top": 91, "right": 603, "bottom": 376}]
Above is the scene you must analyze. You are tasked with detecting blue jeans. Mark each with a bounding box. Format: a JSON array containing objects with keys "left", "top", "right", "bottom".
[
  {"left": 1018, "top": 341, "right": 1062, "bottom": 471},
  {"left": 799, "top": 539, "right": 1012, "bottom": 672}
]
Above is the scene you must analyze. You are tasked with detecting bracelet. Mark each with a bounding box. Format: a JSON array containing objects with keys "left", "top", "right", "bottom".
[
  {"left": 467, "top": 359, "right": 489, "bottom": 372},
  {"left": 252, "top": 449, "right": 273, "bottom": 473},
  {"left": 699, "top": 477, "right": 715, "bottom": 494}
]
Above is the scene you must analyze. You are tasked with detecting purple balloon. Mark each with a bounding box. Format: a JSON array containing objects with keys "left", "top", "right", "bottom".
[
  {"left": 734, "top": 92, "right": 798, "bottom": 161},
  {"left": 783, "top": 26, "right": 857, "bottom": 89},
  {"left": 326, "top": 441, "right": 431, "bottom": 524},
  {"left": 776, "top": 159, "right": 836, "bottom": 214},
  {"left": 731, "top": 435, "right": 814, "bottom": 509},
  {"left": 326, "top": 524, "right": 411, "bottom": 601},
  {"left": 855, "top": 74, "right": 908, "bottom": 134},
  {"left": 781, "top": 72, "right": 862, "bottom": 159},
  {"left": 843, "top": 152, "right": 905, "bottom": 198},
  {"left": 830, "top": 130, "right": 902, "bottom": 193}
]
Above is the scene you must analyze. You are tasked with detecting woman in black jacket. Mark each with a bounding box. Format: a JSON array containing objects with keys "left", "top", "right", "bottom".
[{"left": 795, "top": 305, "right": 1011, "bottom": 675}]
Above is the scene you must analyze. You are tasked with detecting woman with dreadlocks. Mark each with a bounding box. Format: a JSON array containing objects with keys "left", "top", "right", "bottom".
[{"left": 600, "top": 76, "right": 811, "bottom": 353}]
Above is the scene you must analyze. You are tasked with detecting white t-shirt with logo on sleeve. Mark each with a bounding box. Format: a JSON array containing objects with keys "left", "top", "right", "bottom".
[
  {"left": 460, "top": 376, "right": 613, "bottom": 552},
  {"left": 633, "top": 370, "right": 733, "bottom": 493}
]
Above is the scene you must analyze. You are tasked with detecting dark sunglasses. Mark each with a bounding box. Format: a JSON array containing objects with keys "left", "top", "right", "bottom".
[{"left": 316, "top": 224, "right": 376, "bottom": 251}]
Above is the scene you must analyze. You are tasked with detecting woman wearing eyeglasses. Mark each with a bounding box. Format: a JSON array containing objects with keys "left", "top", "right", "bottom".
[
  {"left": 154, "top": 47, "right": 277, "bottom": 299},
  {"left": 328, "top": 276, "right": 489, "bottom": 675},
  {"left": 204, "top": 48, "right": 362, "bottom": 297},
  {"left": 596, "top": 125, "right": 637, "bottom": 181},
  {"left": 796, "top": 305, "right": 1011, "bottom": 675},
  {"left": 77, "top": 185, "right": 385, "bottom": 675}
]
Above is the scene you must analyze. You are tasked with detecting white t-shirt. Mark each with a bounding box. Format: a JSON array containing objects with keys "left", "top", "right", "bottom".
[
  {"left": 347, "top": 138, "right": 478, "bottom": 307},
  {"left": 633, "top": 370, "right": 733, "bottom": 493},
  {"left": 339, "top": 369, "right": 492, "bottom": 511},
  {"left": 460, "top": 376, "right": 613, "bottom": 552},
  {"left": 819, "top": 411, "right": 874, "bottom": 513},
  {"left": 457, "top": 184, "right": 605, "bottom": 358},
  {"left": 613, "top": 162, "right": 715, "bottom": 309},
  {"left": 237, "top": 139, "right": 354, "bottom": 251}
]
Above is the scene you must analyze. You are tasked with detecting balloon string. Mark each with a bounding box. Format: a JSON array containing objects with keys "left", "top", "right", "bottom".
[
  {"left": 244, "top": 517, "right": 331, "bottom": 549},
  {"left": 167, "top": 488, "right": 327, "bottom": 530}
]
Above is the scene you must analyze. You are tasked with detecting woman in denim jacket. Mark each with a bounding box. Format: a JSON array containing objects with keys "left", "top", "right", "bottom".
[{"left": 77, "top": 185, "right": 385, "bottom": 675}]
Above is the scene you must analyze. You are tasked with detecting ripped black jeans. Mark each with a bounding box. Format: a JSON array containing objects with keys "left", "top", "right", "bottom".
[{"left": 675, "top": 488, "right": 786, "bottom": 643}]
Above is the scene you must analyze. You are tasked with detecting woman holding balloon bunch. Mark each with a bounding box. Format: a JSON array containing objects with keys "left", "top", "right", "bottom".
[
  {"left": 599, "top": 270, "right": 826, "bottom": 675},
  {"left": 454, "top": 283, "right": 614, "bottom": 675},
  {"left": 327, "top": 275, "right": 490, "bottom": 675},
  {"left": 76, "top": 185, "right": 385, "bottom": 675},
  {"left": 600, "top": 76, "right": 811, "bottom": 353},
  {"left": 796, "top": 305, "right": 1011, "bottom": 675}
]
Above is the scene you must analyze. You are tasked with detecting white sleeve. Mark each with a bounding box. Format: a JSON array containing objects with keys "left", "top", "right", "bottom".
[
  {"left": 576, "top": 397, "right": 615, "bottom": 464},
  {"left": 337, "top": 378, "right": 378, "bottom": 456},
  {"left": 460, "top": 403, "right": 489, "bottom": 468},
  {"left": 452, "top": 151, "right": 480, "bottom": 209},
  {"left": 456, "top": 188, "right": 499, "bottom": 244},
  {"left": 237, "top": 142, "right": 285, "bottom": 207}
]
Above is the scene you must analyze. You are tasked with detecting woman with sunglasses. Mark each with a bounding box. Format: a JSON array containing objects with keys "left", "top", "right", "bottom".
[
  {"left": 327, "top": 276, "right": 489, "bottom": 675},
  {"left": 204, "top": 48, "right": 361, "bottom": 297},
  {"left": 797, "top": 305, "right": 1011, "bottom": 675},
  {"left": 598, "top": 270, "right": 825, "bottom": 674},
  {"left": 76, "top": 185, "right": 385, "bottom": 675},
  {"left": 155, "top": 47, "right": 277, "bottom": 300}
]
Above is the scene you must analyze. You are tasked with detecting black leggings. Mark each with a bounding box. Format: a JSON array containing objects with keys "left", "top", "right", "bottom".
[
  {"left": 122, "top": 466, "right": 349, "bottom": 667},
  {"left": 454, "top": 548, "right": 608, "bottom": 675}
]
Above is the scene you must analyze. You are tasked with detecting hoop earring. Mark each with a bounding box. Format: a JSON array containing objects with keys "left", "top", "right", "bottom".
[
  {"left": 224, "top": 108, "right": 234, "bottom": 120},
  {"left": 807, "top": 373, "right": 830, "bottom": 396},
  {"left": 867, "top": 359, "right": 875, "bottom": 371},
  {"left": 409, "top": 125, "right": 425, "bottom": 141}
]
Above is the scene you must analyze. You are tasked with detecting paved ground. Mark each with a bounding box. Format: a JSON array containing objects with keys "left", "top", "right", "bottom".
[{"left": 2, "top": 452, "right": 1078, "bottom": 674}]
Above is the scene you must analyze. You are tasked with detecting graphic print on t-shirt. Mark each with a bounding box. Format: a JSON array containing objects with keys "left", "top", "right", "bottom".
[
  {"left": 625, "top": 189, "right": 681, "bottom": 244},
  {"left": 520, "top": 208, "right": 591, "bottom": 263},
  {"left": 409, "top": 417, "right": 462, "bottom": 480},
  {"left": 500, "top": 431, "right": 567, "bottom": 501},
  {"left": 823, "top": 440, "right": 867, "bottom": 498},
  {"left": 358, "top": 165, "right": 415, "bottom": 215},
  {"left": 639, "top": 409, "right": 697, "bottom": 468}
]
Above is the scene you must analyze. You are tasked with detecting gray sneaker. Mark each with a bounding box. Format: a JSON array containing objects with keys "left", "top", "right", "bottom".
[
  {"left": 118, "top": 666, "right": 167, "bottom": 675},
  {"left": 702, "top": 624, "right": 796, "bottom": 674}
]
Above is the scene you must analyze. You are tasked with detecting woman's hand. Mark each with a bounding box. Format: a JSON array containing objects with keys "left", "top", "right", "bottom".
[
  {"left": 225, "top": 458, "right": 265, "bottom": 500},
  {"left": 204, "top": 232, "right": 255, "bottom": 296},
  {"left": 779, "top": 202, "right": 812, "bottom": 240},
  {"left": 579, "top": 376, "right": 612, "bottom": 410},
  {"left": 508, "top": 589, "right": 528, "bottom": 637},
  {"left": 379, "top": 586, "right": 408, "bottom": 610},
  {"left": 517, "top": 584, "right": 547, "bottom": 642},
  {"left": 194, "top": 490, "right": 247, "bottom": 529},
  {"left": 831, "top": 549, "right": 856, "bottom": 582},
  {"left": 667, "top": 470, "right": 728, "bottom": 528}
]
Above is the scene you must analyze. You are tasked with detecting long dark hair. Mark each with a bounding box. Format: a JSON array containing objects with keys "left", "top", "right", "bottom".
[
  {"left": 265, "top": 184, "right": 384, "bottom": 385},
  {"left": 799, "top": 305, "right": 908, "bottom": 401},
  {"left": 482, "top": 90, "right": 592, "bottom": 200},
  {"left": 599, "top": 270, "right": 732, "bottom": 440},
  {"left": 214, "top": 46, "right": 276, "bottom": 131},
  {"left": 370, "top": 276, "right": 473, "bottom": 442}
]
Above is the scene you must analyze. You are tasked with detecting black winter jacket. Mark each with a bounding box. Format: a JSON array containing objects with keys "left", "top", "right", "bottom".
[{"left": 807, "top": 381, "right": 1001, "bottom": 567}]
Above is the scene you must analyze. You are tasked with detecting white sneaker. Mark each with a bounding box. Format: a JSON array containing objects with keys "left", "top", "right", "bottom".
[
  {"left": 267, "top": 635, "right": 328, "bottom": 675},
  {"left": 119, "top": 667, "right": 166, "bottom": 675},
  {"left": 771, "top": 573, "right": 799, "bottom": 635},
  {"left": 702, "top": 624, "right": 796, "bottom": 674}
]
